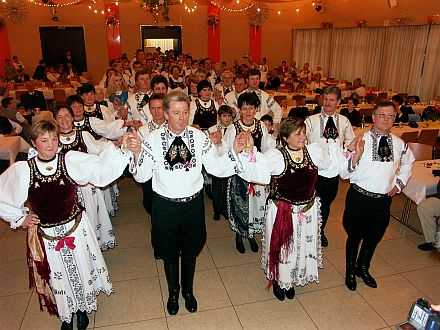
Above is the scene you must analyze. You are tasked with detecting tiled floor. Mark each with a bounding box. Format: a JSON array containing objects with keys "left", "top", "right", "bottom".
[{"left": 1, "top": 179, "right": 440, "bottom": 330}]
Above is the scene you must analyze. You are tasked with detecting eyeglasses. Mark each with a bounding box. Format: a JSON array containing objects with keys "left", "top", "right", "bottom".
[{"left": 376, "top": 113, "right": 396, "bottom": 119}]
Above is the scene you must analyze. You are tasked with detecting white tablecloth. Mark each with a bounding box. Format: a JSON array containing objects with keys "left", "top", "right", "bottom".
[
  {"left": 32, "top": 111, "right": 54, "bottom": 124},
  {"left": 402, "top": 160, "right": 439, "bottom": 204},
  {"left": 354, "top": 122, "right": 440, "bottom": 138},
  {"left": 0, "top": 136, "right": 31, "bottom": 163}
]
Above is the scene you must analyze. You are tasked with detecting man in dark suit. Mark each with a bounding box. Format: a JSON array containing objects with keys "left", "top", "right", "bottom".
[
  {"left": 20, "top": 80, "right": 47, "bottom": 111},
  {"left": 32, "top": 59, "right": 46, "bottom": 80}
]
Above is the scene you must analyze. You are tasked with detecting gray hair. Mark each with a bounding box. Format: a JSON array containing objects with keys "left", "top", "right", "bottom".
[
  {"left": 163, "top": 91, "right": 190, "bottom": 112},
  {"left": 373, "top": 101, "right": 396, "bottom": 114},
  {"left": 322, "top": 86, "right": 341, "bottom": 100}
]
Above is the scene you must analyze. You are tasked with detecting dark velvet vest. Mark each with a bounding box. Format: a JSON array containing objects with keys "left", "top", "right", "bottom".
[
  {"left": 75, "top": 116, "right": 102, "bottom": 140},
  {"left": 27, "top": 154, "right": 84, "bottom": 227},
  {"left": 234, "top": 119, "right": 263, "bottom": 152},
  {"left": 59, "top": 131, "right": 88, "bottom": 155},
  {"left": 269, "top": 147, "right": 318, "bottom": 205},
  {"left": 193, "top": 99, "right": 217, "bottom": 130},
  {"left": 84, "top": 104, "right": 104, "bottom": 120}
]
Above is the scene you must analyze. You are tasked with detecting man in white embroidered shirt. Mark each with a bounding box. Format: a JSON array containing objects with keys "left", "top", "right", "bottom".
[
  {"left": 127, "top": 91, "right": 269, "bottom": 316},
  {"left": 305, "top": 86, "right": 355, "bottom": 247},
  {"left": 341, "top": 101, "right": 414, "bottom": 291}
]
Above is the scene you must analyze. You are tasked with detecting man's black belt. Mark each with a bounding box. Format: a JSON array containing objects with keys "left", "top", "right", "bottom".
[
  {"left": 158, "top": 190, "right": 202, "bottom": 203},
  {"left": 352, "top": 184, "right": 388, "bottom": 199}
]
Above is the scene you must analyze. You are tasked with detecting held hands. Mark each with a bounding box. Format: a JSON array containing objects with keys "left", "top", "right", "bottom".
[
  {"left": 233, "top": 131, "right": 253, "bottom": 154},
  {"left": 126, "top": 120, "right": 143, "bottom": 131},
  {"left": 122, "top": 131, "right": 142, "bottom": 156},
  {"left": 388, "top": 185, "right": 399, "bottom": 197},
  {"left": 22, "top": 213, "right": 40, "bottom": 228},
  {"left": 209, "top": 128, "right": 222, "bottom": 146}
]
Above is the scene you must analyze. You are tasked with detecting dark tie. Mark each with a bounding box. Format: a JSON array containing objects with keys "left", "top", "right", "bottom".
[
  {"left": 165, "top": 136, "right": 193, "bottom": 170},
  {"left": 378, "top": 136, "right": 391, "bottom": 162},
  {"left": 323, "top": 116, "right": 339, "bottom": 141},
  {"left": 224, "top": 88, "right": 231, "bottom": 95},
  {"left": 140, "top": 94, "right": 149, "bottom": 107}
]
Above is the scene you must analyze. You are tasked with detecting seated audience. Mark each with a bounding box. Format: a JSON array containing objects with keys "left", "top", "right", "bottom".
[{"left": 340, "top": 97, "right": 362, "bottom": 127}]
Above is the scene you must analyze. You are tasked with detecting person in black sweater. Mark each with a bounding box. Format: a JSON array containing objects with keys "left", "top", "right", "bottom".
[
  {"left": 340, "top": 97, "right": 362, "bottom": 127},
  {"left": 392, "top": 95, "right": 414, "bottom": 123}
]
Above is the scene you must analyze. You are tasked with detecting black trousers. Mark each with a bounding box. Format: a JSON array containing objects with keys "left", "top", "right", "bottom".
[
  {"left": 142, "top": 179, "right": 154, "bottom": 215},
  {"left": 211, "top": 175, "right": 228, "bottom": 216},
  {"left": 315, "top": 175, "right": 339, "bottom": 232},
  {"left": 343, "top": 186, "right": 392, "bottom": 262},
  {"left": 152, "top": 192, "right": 207, "bottom": 264}
]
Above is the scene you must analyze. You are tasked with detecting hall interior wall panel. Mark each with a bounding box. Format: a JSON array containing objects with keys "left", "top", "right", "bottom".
[{"left": 220, "top": 11, "right": 249, "bottom": 66}]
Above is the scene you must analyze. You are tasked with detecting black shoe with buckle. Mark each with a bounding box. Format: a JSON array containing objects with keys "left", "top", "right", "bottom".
[
  {"left": 418, "top": 242, "right": 434, "bottom": 251},
  {"left": 355, "top": 267, "right": 377, "bottom": 288},
  {"left": 272, "top": 282, "right": 285, "bottom": 301},
  {"left": 345, "top": 269, "right": 357, "bottom": 291},
  {"left": 248, "top": 237, "right": 259, "bottom": 253},
  {"left": 183, "top": 291, "right": 198, "bottom": 313},
  {"left": 284, "top": 287, "right": 295, "bottom": 299},
  {"left": 61, "top": 321, "right": 73, "bottom": 330}
]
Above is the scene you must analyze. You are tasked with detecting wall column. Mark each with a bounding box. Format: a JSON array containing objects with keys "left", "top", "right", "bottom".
[
  {"left": 207, "top": 4, "right": 220, "bottom": 62},
  {"left": 249, "top": 24, "right": 262, "bottom": 62},
  {"left": 0, "top": 23, "right": 12, "bottom": 73},
  {"left": 105, "top": 3, "right": 122, "bottom": 61}
]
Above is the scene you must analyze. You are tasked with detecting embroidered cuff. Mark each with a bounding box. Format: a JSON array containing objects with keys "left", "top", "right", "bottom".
[
  {"left": 396, "top": 178, "right": 405, "bottom": 192},
  {"left": 347, "top": 158, "right": 357, "bottom": 173},
  {"left": 229, "top": 149, "right": 244, "bottom": 174}
]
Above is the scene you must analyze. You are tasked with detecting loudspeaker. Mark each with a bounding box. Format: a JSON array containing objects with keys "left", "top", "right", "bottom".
[{"left": 388, "top": 0, "right": 398, "bottom": 7}]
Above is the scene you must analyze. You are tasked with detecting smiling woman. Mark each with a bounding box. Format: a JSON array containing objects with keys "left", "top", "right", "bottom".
[{"left": 0, "top": 120, "right": 131, "bottom": 329}]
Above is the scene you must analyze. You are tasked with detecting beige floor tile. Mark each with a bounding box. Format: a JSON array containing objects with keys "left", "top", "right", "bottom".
[
  {"left": 235, "top": 298, "right": 317, "bottom": 330},
  {"left": 94, "top": 277, "right": 165, "bottom": 327},
  {"left": 115, "top": 179, "right": 143, "bottom": 204},
  {"left": 297, "top": 286, "right": 387, "bottom": 330},
  {"left": 94, "top": 318, "right": 168, "bottom": 330},
  {"left": 0, "top": 260, "right": 30, "bottom": 296},
  {"left": 104, "top": 246, "right": 158, "bottom": 281},
  {"left": 205, "top": 217, "right": 235, "bottom": 239},
  {"left": 21, "top": 292, "right": 93, "bottom": 330},
  {"left": 0, "top": 234, "right": 27, "bottom": 262},
  {"left": 357, "top": 274, "right": 425, "bottom": 326},
  {"left": 402, "top": 265, "right": 440, "bottom": 303},
  {"left": 208, "top": 236, "right": 262, "bottom": 268},
  {"left": 295, "top": 258, "right": 345, "bottom": 295},
  {"left": 159, "top": 269, "right": 232, "bottom": 314},
  {"left": 167, "top": 307, "right": 242, "bottom": 330},
  {"left": 0, "top": 220, "right": 8, "bottom": 238},
  {"left": 0, "top": 293, "right": 30, "bottom": 330},
  {"left": 156, "top": 245, "right": 216, "bottom": 276},
  {"left": 218, "top": 262, "right": 273, "bottom": 305},
  {"left": 376, "top": 238, "right": 440, "bottom": 272},
  {"left": 320, "top": 221, "right": 347, "bottom": 251},
  {"left": 324, "top": 247, "right": 398, "bottom": 280},
  {"left": 113, "top": 222, "right": 151, "bottom": 249},
  {"left": 111, "top": 201, "right": 148, "bottom": 225},
  {"left": 406, "top": 234, "right": 426, "bottom": 246}
]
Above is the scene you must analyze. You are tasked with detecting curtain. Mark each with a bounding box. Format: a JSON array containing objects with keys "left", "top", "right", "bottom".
[
  {"left": 145, "top": 39, "right": 174, "bottom": 52},
  {"left": 379, "top": 26, "right": 427, "bottom": 95},
  {"left": 291, "top": 25, "right": 436, "bottom": 100},
  {"left": 419, "top": 25, "right": 440, "bottom": 101}
]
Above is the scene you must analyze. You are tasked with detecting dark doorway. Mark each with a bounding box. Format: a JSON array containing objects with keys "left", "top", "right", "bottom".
[
  {"left": 39, "top": 26, "right": 87, "bottom": 74},
  {"left": 140, "top": 26, "right": 182, "bottom": 56}
]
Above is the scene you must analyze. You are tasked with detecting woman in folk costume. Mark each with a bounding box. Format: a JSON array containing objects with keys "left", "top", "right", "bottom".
[
  {"left": 0, "top": 120, "right": 131, "bottom": 330},
  {"left": 55, "top": 104, "right": 120, "bottom": 251},
  {"left": 222, "top": 92, "right": 276, "bottom": 253},
  {"left": 261, "top": 117, "right": 361, "bottom": 300}
]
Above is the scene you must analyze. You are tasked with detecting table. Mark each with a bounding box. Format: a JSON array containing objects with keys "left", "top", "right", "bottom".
[
  {"left": 354, "top": 122, "right": 440, "bottom": 138},
  {"left": 32, "top": 111, "right": 54, "bottom": 124},
  {"left": 0, "top": 136, "right": 31, "bottom": 164},
  {"left": 8, "top": 87, "right": 77, "bottom": 100},
  {"left": 392, "top": 160, "right": 440, "bottom": 234}
]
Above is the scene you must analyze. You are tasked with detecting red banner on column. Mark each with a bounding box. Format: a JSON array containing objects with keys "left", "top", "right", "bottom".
[
  {"left": 249, "top": 25, "right": 262, "bottom": 63},
  {"left": 105, "top": 3, "right": 122, "bottom": 61},
  {"left": 208, "top": 4, "right": 220, "bottom": 62},
  {"left": 0, "top": 24, "right": 12, "bottom": 73}
]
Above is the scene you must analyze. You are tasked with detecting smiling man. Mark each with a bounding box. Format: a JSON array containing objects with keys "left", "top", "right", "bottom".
[
  {"left": 340, "top": 101, "right": 414, "bottom": 291},
  {"left": 305, "top": 86, "right": 355, "bottom": 247}
]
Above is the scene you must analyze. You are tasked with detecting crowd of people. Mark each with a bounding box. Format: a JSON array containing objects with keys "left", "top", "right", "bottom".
[{"left": 1, "top": 47, "right": 439, "bottom": 330}]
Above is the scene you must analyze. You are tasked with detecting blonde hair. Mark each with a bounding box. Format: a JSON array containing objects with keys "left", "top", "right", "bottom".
[
  {"left": 106, "top": 73, "right": 127, "bottom": 97},
  {"left": 29, "top": 120, "right": 59, "bottom": 142}
]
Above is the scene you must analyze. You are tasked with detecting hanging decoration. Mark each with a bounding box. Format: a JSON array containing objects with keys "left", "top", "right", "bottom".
[
  {"left": 2, "top": 0, "right": 29, "bottom": 24},
  {"left": 356, "top": 20, "right": 366, "bottom": 27},
  {"left": 207, "top": 3, "right": 219, "bottom": 26},
  {"left": 395, "top": 17, "right": 414, "bottom": 26},
  {"left": 139, "top": 0, "right": 172, "bottom": 23},
  {"left": 106, "top": 12, "right": 119, "bottom": 27},
  {"left": 246, "top": 2, "right": 269, "bottom": 27},
  {"left": 27, "top": 0, "right": 83, "bottom": 8}
]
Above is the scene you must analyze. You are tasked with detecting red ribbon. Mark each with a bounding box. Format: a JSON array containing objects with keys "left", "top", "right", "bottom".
[
  {"left": 248, "top": 183, "right": 256, "bottom": 196},
  {"left": 55, "top": 237, "right": 76, "bottom": 251}
]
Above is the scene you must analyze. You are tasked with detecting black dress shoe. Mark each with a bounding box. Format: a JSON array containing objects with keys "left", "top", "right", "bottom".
[
  {"left": 235, "top": 236, "right": 245, "bottom": 254},
  {"left": 167, "top": 289, "right": 180, "bottom": 315},
  {"left": 248, "top": 237, "right": 259, "bottom": 252},
  {"left": 418, "top": 242, "right": 434, "bottom": 251},
  {"left": 154, "top": 251, "right": 161, "bottom": 260},
  {"left": 355, "top": 268, "right": 377, "bottom": 288},
  {"left": 345, "top": 272, "right": 357, "bottom": 291},
  {"left": 183, "top": 292, "right": 198, "bottom": 313},
  {"left": 284, "top": 287, "right": 295, "bottom": 299},
  {"left": 213, "top": 214, "right": 220, "bottom": 221},
  {"left": 321, "top": 233, "right": 328, "bottom": 247},
  {"left": 272, "top": 282, "right": 285, "bottom": 301},
  {"left": 61, "top": 321, "right": 73, "bottom": 330},
  {"left": 76, "top": 311, "right": 89, "bottom": 330}
]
